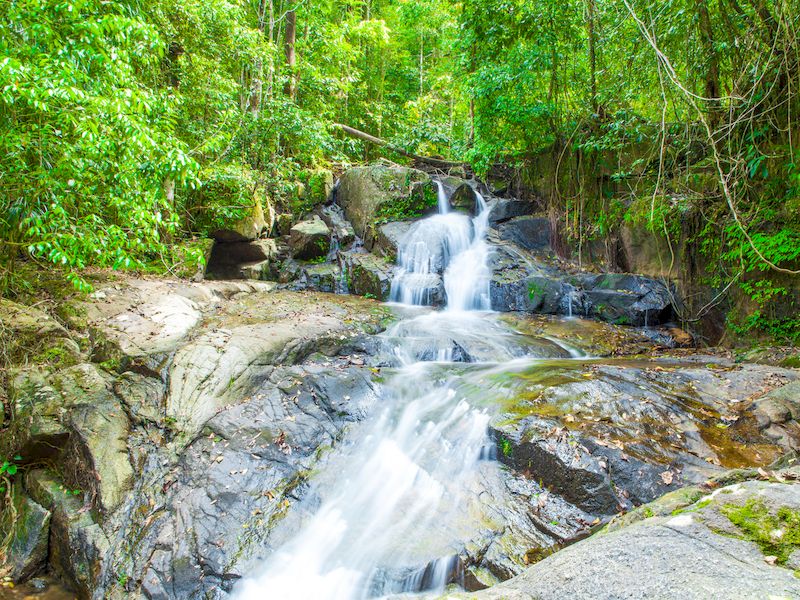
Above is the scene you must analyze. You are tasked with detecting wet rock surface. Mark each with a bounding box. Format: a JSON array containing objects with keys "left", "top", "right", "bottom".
[
  {"left": 2, "top": 169, "right": 798, "bottom": 600},
  {"left": 459, "top": 473, "right": 800, "bottom": 600}
]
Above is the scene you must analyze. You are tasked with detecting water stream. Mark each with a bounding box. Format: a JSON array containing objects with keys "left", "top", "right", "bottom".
[{"left": 233, "top": 182, "right": 574, "bottom": 600}]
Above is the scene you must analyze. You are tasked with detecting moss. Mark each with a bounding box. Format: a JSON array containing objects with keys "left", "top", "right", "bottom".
[
  {"left": 672, "top": 497, "right": 712, "bottom": 515},
  {"left": 780, "top": 355, "right": 800, "bottom": 369},
  {"left": 722, "top": 498, "right": 800, "bottom": 564},
  {"left": 33, "top": 344, "right": 78, "bottom": 368}
]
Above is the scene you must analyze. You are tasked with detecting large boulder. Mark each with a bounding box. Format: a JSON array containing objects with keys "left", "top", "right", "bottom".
[
  {"left": 370, "top": 221, "right": 414, "bottom": 259},
  {"left": 488, "top": 244, "right": 566, "bottom": 313},
  {"left": 487, "top": 199, "right": 536, "bottom": 225},
  {"left": 26, "top": 469, "right": 110, "bottom": 599},
  {"left": 467, "top": 477, "right": 800, "bottom": 600},
  {"left": 9, "top": 364, "right": 135, "bottom": 514},
  {"left": 205, "top": 239, "right": 279, "bottom": 280},
  {"left": 498, "top": 216, "right": 551, "bottom": 252},
  {"left": 0, "top": 299, "right": 82, "bottom": 373},
  {"left": 211, "top": 195, "right": 271, "bottom": 242},
  {"left": 491, "top": 359, "right": 798, "bottom": 518},
  {"left": 578, "top": 273, "right": 674, "bottom": 326},
  {"left": 336, "top": 165, "right": 437, "bottom": 241},
  {"left": 166, "top": 291, "right": 389, "bottom": 441},
  {"left": 289, "top": 216, "right": 331, "bottom": 260}
]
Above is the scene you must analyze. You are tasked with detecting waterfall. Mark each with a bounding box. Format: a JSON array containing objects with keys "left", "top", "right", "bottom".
[
  {"left": 434, "top": 180, "right": 450, "bottom": 214},
  {"left": 233, "top": 181, "right": 502, "bottom": 600},
  {"left": 390, "top": 182, "right": 492, "bottom": 310}
]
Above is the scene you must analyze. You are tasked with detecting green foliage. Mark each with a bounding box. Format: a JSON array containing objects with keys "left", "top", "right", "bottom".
[
  {"left": 0, "top": 0, "right": 198, "bottom": 291},
  {"left": 0, "top": 455, "right": 22, "bottom": 494},
  {"left": 498, "top": 436, "right": 513, "bottom": 458}
]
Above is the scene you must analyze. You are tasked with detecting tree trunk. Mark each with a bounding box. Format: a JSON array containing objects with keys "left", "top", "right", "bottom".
[
  {"left": 283, "top": 9, "right": 296, "bottom": 100},
  {"left": 419, "top": 34, "right": 424, "bottom": 94},
  {"left": 694, "top": 0, "right": 721, "bottom": 127},
  {"left": 249, "top": 0, "right": 268, "bottom": 116},
  {"left": 586, "top": 0, "right": 598, "bottom": 115},
  {"left": 334, "top": 123, "right": 464, "bottom": 169},
  {"left": 267, "top": 0, "right": 274, "bottom": 97}
]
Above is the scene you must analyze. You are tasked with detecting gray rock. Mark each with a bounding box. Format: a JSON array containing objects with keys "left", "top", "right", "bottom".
[
  {"left": 498, "top": 217, "right": 551, "bottom": 252},
  {"left": 371, "top": 221, "right": 413, "bottom": 259},
  {"left": 336, "top": 165, "right": 436, "bottom": 241},
  {"left": 579, "top": 273, "right": 674, "bottom": 326},
  {"left": 113, "top": 371, "right": 165, "bottom": 425},
  {"left": 0, "top": 487, "right": 50, "bottom": 582},
  {"left": 26, "top": 469, "right": 111, "bottom": 599},
  {"left": 467, "top": 479, "right": 800, "bottom": 600},
  {"left": 488, "top": 244, "right": 565, "bottom": 313},
  {"left": 205, "top": 239, "right": 279, "bottom": 280},
  {"left": 320, "top": 205, "right": 356, "bottom": 247},
  {"left": 289, "top": 216, "right": 331, "bottom": 260},
  {"left": 342, "top": 251, "right": 395, "bottom": 300},
  {"left": 300, "top": 262, "right": 341, "bottom": 293},
  {"left": 487, "top": 199, "right": 536, "bottom": 225}
]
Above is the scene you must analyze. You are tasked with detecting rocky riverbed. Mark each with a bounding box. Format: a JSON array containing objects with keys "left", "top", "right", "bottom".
[{"left": 1, "top": 164, "right": 800, "bottom": 599}]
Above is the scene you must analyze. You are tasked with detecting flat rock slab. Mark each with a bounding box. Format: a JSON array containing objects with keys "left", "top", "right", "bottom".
[
  {"left": 458, "top": 479, "right": 800, "bottom": 600},
  {"left": 81, "top": 279, "right": 275, "bottom": 358}
]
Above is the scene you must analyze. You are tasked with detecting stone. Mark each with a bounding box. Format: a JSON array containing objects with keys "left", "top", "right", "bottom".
[
  {"left": 320, "top": 205, "right": 356, "bottom": 247},
  {"left": 450, "top": 183, "right": 479, "bottom": 213},
  {"left": 466, "top": 479, "right": 800, "bottom": 600},
  {"left": 54, "top": 364, "right": 134, "bottom": 514},
  {"left": 8, "top": 364, "right": 134, "bottom": 514},
  {"left": 372, "top": 221, "right": 413, "bottom": 259},
  {"left": 0, "top": 299, "right": 82, "bottom": 369},
  {"left": 238, "top": 259, "right": 277, "bottom": 281},
  {"left": 301, "top": 262, "right": 340, "bottom": 293},
  {"left": 498, "top": 216, "right": 551, "bottom": 252},
  {"left": 211, "top": 195, "right": 269, "bottom": 242},
  {"left": 488, "top": 244, "right": 566, "bottom": 313},
  {"left": 0, "top": 486, "right": 50, "bottom": 582},
  {"left": 487, "top": 199, "right": 536, "bottom": 225},
  {"left": 578, "top": 273, "right": 674, "bottom": 326},
  {"left": 165, "top": 291, "right": 389, "bottom": 441},
  {"left": 25, "top": 470, "right": 110, "bottom": 599},
  {"left": 113, "top": 371, "right": 165, "bottom": 425},
  {"left": 205, "top": 239, "right": 279, "bottom": 280},
  {"left": 342, "top": 251, "right": 395, "bottom": 300},
  {"left": 289, "top": 216, "right": 331, "bottom": 260},
  {"left": 336, "top": 164, "right": 436, "bottom": 240},
  {"left": 489, "top": 358, "right": 798, "bottom": 529},
  {"left": 79, "top": 279, "right": 273, "bottom": 359}
]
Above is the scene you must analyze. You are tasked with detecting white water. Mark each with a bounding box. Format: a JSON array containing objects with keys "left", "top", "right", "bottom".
[{"left": 234, "top": 182, "right": 517, "bottom": 600}]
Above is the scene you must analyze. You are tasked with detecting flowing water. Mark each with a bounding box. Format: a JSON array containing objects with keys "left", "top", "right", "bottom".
[{"left": 233, "top": 182, "right": 576, "bottom": 600}]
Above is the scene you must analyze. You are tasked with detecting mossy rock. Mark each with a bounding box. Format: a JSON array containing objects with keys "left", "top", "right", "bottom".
[
  {"left": 0, "top": 485, "right": 51, "bottom": 582},
  {"left": 0, "top": 299, "right": 82, "bottom": 369},
  {"left": 190, "top": 164, "right": 273, "bottom": 241},
  {"left": 336, "top": 164, "right": 435, "bottom": 244}
]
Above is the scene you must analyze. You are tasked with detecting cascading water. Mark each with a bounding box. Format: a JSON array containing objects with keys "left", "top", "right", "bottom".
[{"left": 233, "top": 181, "right": 570, "bottom": 600}]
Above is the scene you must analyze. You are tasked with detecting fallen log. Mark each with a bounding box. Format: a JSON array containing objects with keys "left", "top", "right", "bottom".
[{"left": 333, "top": 123, "right": 464, "bottom": 170}]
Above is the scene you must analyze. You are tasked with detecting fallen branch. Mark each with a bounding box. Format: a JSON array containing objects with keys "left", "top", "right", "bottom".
[{"left": 333, "top": 123, "right": 464, "bottom": 169}]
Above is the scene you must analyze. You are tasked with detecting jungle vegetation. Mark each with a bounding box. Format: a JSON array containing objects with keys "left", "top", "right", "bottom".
[{"left": 1, "top": 0, "right": 798, "bottom": 339}]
